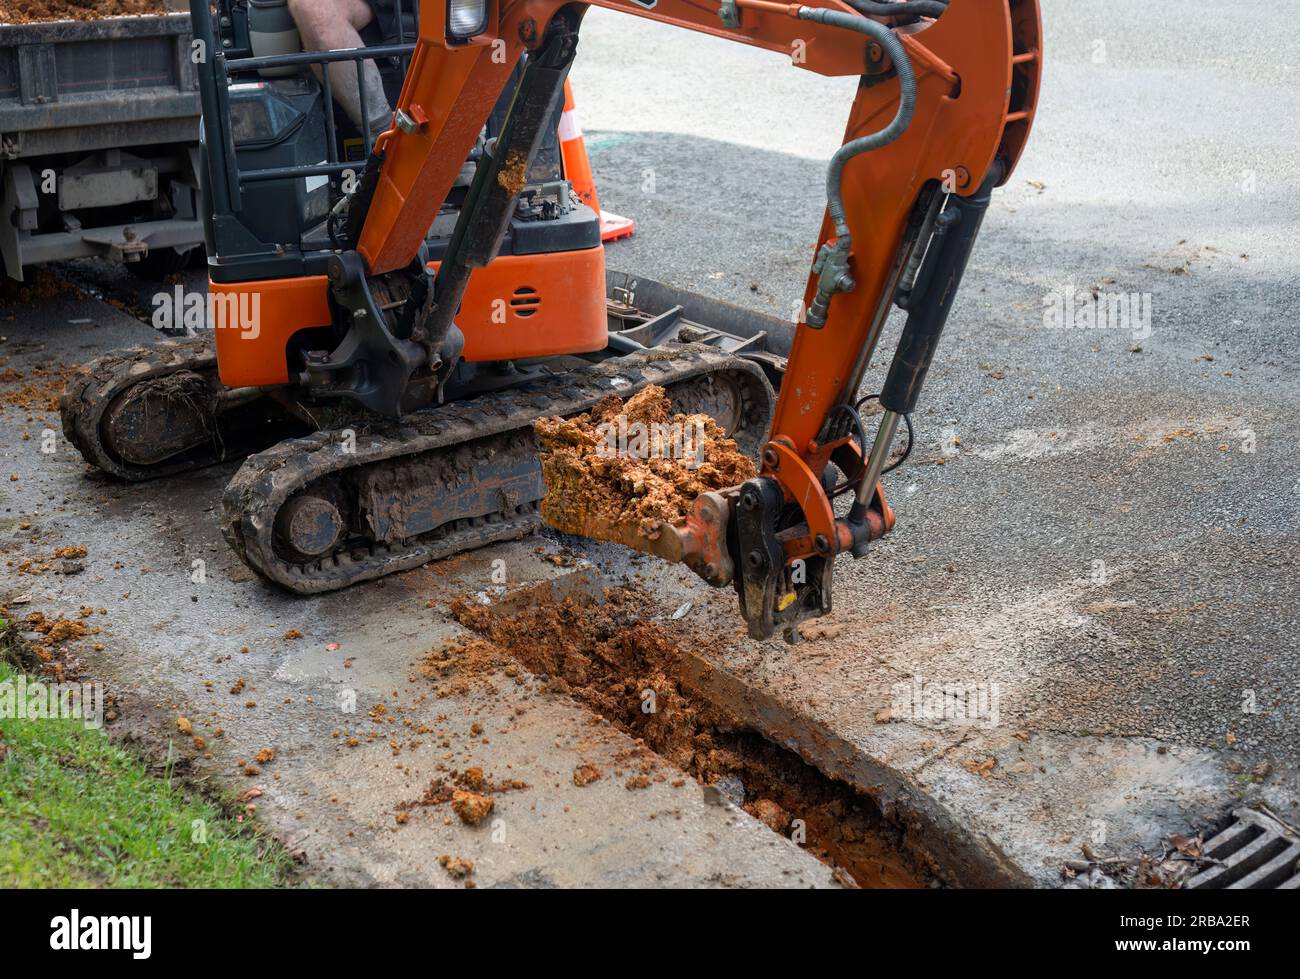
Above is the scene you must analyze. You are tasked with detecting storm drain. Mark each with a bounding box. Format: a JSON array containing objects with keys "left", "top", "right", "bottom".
[{"left": 1185, "top": 809, "right": 1300, "bottom": 889}]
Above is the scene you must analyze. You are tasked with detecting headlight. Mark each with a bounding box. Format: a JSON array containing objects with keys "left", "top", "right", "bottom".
[{"left": 447, "top": 0, "right": 488, "bottom": 39}]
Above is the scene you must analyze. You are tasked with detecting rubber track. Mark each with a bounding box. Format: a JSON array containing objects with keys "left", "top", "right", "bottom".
[
  {"left": 222, "top": 343, "right": 775, "bottom": 594},
  {"left": 60, "top": 338, "right": 223, "bottom": 481}
]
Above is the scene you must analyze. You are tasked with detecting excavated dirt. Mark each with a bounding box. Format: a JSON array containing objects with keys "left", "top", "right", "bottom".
[
  {"left": 1, "top": 607, "right": 98, "bottom": 686},
  {"left": 534, "top": 385, "right": 755, "bottom": 541},
  {"left": 0, "top": 362, "right": 81, "bottom": 415},
  {"left": 0, "top": 0, "right": 168, "bottom": 23},
  {"left": 0, "top": 269, "right": 78, "bottom": 304},
  {"left": 450, "top": 585, "right": 929, "bottom": 888}
]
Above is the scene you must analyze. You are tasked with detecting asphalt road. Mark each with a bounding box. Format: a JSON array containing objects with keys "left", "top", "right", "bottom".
[{"left": 0, "top": 1, "right": 1296, "bottom": 886}]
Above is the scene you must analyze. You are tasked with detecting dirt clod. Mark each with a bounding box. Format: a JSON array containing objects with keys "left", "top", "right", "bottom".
[
  {"left": 745, "top": 798, "right": 791, "bottom": 834},
  {"left": 534, "top": 385, "right": 754, "bottom": 541},
  {"left": 496, "top": 149, "right": 529, "bottom": 196},
  {"left": 439, "top": 854, "right": 474, "bottom": 879},
  {"left": 29, "top": 615, "right": 87, "bottom": 644},
  {"left": 450, "top": 790, "right": 494, "bottom": 825},
  {"left": 962, "top": 757, "right": 997, "bottom": 778}
]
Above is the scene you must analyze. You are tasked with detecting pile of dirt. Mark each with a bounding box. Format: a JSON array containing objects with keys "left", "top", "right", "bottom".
[
  {"left": 451, "top": 586, "right": 929, "bottom": 888},
  {"left": 0, "top": 0, "right": 169, "bottom": 23},
  {"left": 534, "top": 385, "right": 754, "bottom": 541},
  {"left": 417, "top": 634, "right": 517, "bottom": 698}
]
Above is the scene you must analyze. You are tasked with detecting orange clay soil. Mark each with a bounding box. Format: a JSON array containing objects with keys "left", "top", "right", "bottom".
[
  {"left": 0, "top": 362, "right": 81, "bottom": 414},
  {"left": 534, "top": 384, "right": 755, "bottom": 542},
  {"left": 450, "top": 586, "right": 930, "bottom": 888},
  {"left": 0, "top": 0, "right": 168, "bottom": 23}
]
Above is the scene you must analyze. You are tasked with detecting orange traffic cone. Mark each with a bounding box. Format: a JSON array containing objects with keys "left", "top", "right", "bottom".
[{"left": 559, "top": 80, "right": 635, "bottom": 243}]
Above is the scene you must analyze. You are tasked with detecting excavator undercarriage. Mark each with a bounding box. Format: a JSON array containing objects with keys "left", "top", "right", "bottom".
[{"left": 61, "top": 281, "right": 787, "bottom": 592}]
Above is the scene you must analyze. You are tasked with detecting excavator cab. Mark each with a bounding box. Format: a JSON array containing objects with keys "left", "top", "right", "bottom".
[
  {"left": 198, "top": 1, "right": 603, "bottom": 401},
  {"left": 190, "top": 0, "right": 783, "bottom": 407}
]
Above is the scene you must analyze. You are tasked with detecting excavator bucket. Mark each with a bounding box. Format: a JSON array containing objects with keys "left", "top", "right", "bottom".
[{"left": 531, "top": 276, "right": 796, "bottom": 590}]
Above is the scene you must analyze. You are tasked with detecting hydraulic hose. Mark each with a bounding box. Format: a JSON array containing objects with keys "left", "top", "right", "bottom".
[
  {"left": 797, "top": 4, "right": 917, "bottom": 326},
  {"left": 797, "top": 6, "right": 917, "bottom": 240},
  {"left": 846, "top": 0, "right": 948, "bottom": 19}
]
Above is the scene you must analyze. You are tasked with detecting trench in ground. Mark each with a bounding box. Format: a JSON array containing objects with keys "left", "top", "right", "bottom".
[{"left": 449, "top": 576, "right": 939, "bottom": 889}]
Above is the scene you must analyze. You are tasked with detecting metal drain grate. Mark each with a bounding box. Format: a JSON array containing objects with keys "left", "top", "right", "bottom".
[{"left": 1185, "top": 808, "right": 1300, "bottom": 889}]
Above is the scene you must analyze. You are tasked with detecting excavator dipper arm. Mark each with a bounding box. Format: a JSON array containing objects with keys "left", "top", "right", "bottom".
[{"left": 351, "top": 0, "right": 1042, "bottom": 640}]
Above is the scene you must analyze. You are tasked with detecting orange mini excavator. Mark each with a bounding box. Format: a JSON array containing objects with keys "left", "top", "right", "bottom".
[{"left": 61, "top": 0, "right": 1040, "bottom": 640}]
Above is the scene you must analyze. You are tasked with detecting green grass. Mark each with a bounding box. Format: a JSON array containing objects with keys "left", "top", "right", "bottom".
[{"left": 0, "top": 643, "right": 298, "bottom": 888}]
